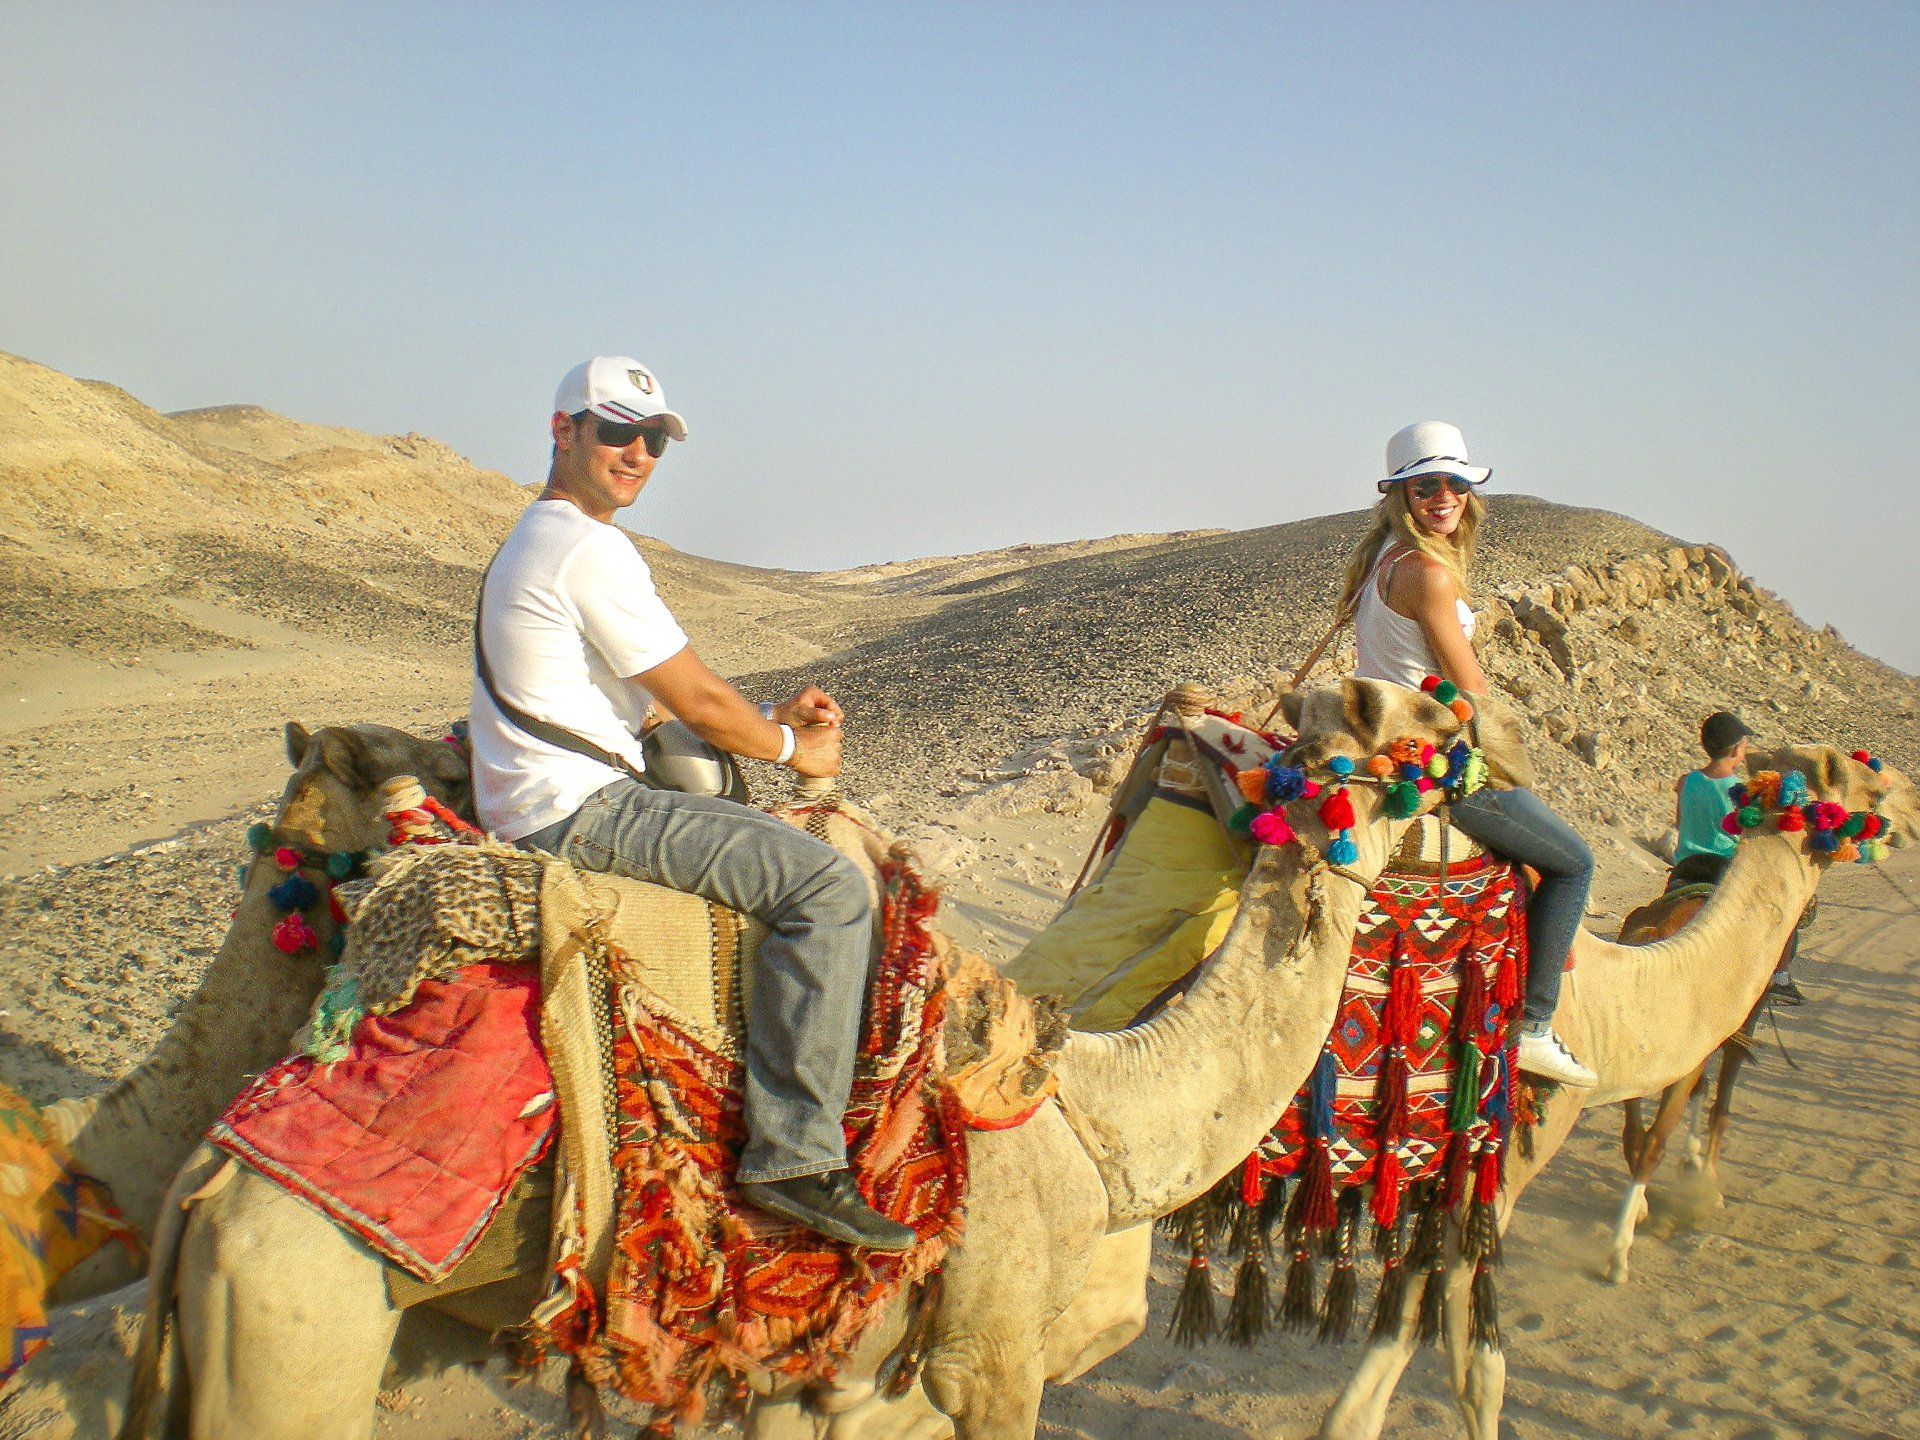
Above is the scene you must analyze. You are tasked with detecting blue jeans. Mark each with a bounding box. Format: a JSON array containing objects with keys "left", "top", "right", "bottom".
[
  {"left": 1446, "top": 786, "right": 1593, "bottom": 1030},
  {"left": 517, "top": 781, "right": 874, "bottom": 1183}
]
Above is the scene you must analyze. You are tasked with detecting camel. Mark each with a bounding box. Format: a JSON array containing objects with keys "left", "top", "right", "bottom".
[
  {"left": 31, "top": 722, "right": 474, "bottom": 1304},
  {"left": 117, "top": 678, "right": 1485, "bottom": 1440},
  {"left": 0, "top": 723, "right": 471, "bottom": 1435},
  {"left": 1311, "top": 742, "right": 1918, "bottom": 1440},
  {"left": 1604, "top": 886, "right": 1791, "bottom": 1287}
]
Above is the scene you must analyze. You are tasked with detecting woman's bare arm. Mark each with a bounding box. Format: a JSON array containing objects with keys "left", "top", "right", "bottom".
[{"left": 1389, "top": 554, "right": 1488, "bottom": 692}]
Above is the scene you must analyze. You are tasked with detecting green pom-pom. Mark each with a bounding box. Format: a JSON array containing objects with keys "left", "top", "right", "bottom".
[
  {"left": 1386, "top": 782, "right": 1421, "bottom": 819},
  {"left": 1229, "top": 803, "right": 1256, "bottom": 836},
  {"left": 326, "top": 851, "right": 357, "bottom": 880},
  {"left": 1839, "top": 813, "right": 1867, "bottom": 839},
  {"left": 1426, "top": 755, "right": 1449, "bottom": 779},
  {"left": 1737, "top": 805, "right": 1764, "bottom": 829},
  {"left": 246, "top": 821, "right": 273, "bottom": 852},
  {"left": 1434, "top": 681, "right": 1459, "bottom": 704}
]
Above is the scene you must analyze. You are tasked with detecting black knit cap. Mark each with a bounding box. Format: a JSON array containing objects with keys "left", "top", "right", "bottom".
[{"left": 1701, "top": 711, "right": 1753, "bottom": 757}]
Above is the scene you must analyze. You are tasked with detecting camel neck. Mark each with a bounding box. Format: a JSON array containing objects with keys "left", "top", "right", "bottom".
[
  {"left": 57, "top": 859, "right": 333, "bottom": 1238},
  {"left": 1558, "top": 833, "right": 1819, "bottom": 1105},
  {"left": 1051, "top": 822, "right": 1385, "bottom": 1230}
]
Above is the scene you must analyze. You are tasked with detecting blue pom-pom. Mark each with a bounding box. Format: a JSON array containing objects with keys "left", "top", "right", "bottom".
[
  {"left": 1327, "top": 756, "right": 1355, "bottom": 778},
  {"left": 1398, "top": 762, "right": 1423, "bottom": 782},
  {"left": 1729, "top": 784, "right": 1748, "bottom": 807},
  {"left": 1326, "top": 834, "right": 1359, "bottom": 866},
  {"left": 1265, "top": 764, "right": 1312, "bottom": 804},
  {"left": 268, "top": 874, "right": 319, "bottom": 913},
  {"left": 1809, "top": 829, "right": 1840, "bottom": 854},
  {"left": 1870, "top": 757, "right": 1885, "bottom": 772},
  {"left": 1780, "top": 772, "right": 1809, "bottom": 806}
]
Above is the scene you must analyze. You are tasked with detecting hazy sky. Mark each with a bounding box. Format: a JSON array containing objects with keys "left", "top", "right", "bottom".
[{"left": 5, "top": 5, "right": 1916, "bottom": 671}]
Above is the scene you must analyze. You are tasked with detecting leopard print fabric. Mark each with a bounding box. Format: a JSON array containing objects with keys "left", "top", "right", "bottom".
[{"left": 333, "top": 840, "right": 543, "bottom": 1016}]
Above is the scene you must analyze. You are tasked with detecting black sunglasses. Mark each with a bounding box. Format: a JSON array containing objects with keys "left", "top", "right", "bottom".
[
  {"left": 574, "top": 411, "right": 670, "bottom": 458},
  {"left": 1406, "top": 474, "right": 1475, "bottom": 501}
]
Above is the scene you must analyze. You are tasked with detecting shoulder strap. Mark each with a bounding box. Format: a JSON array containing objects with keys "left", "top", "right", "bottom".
[{"left": 473, "top": 556, "right": 650, "bottom": 787}]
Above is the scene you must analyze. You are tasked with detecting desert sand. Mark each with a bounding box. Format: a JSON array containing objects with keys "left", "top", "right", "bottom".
[{"left": 4, "top": 349, "right": 1919, "bottom": 1437}]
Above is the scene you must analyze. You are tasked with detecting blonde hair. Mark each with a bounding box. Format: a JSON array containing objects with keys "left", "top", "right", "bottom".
[{"left": 1334, "top": 484, "right": 1485, "bottom": 623}]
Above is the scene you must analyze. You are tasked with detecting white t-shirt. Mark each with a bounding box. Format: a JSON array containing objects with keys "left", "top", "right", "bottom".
[{"left": 469, "top": 500, "right": 689, "bottom": 841}]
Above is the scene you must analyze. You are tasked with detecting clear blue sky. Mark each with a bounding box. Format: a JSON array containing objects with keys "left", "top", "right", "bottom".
[{"left": 4, "top": 5, "right": 1915, "bottom": 671}]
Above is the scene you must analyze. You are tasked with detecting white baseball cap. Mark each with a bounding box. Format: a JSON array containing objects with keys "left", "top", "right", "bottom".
[
  {"left": 1378, "top": 420, "right": 1490, "bottom": 492},
  {"left": 554, "top": 356, "right": 688, "bottom": 441}
]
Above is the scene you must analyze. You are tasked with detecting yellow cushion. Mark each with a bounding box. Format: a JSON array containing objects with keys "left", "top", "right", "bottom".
[{"left": 1006, "top": 798, "right": 1246, "bottom": 1032}]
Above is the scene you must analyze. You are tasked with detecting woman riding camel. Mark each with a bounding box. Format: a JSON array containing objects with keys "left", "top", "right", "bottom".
[{"left": 1334, "top": 420, "right": 1598, "bottom": 1087}]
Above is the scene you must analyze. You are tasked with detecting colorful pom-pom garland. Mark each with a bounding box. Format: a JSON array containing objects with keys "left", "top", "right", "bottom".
[
  {"left": 1717, "top": 762, "right": 1893, "bottom": 865},
  {"left": 1233, "top": 678, "right": 1487, "bottom": 867}
]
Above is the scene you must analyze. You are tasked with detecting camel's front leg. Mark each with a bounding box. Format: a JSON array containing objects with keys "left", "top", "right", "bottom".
[
  {"left": 919, "top": 1108, "right": 1106, "bottom": 1439},
  {"left": 1607, "top": 1074, "right": 1695, "bottom": 1285},
  {"left": 1439, "top": 1246, "right": 1504, "bottom": 1440},
  {"left": 1316, "top": 1248, "right": 1429, "bottom": 1440},
  {"left": 1042, "top": 1223, "right": 1152, "bottom": 1383},
  {"left": 177, "top": 1166, "right": 400, "bottom": 1439}
]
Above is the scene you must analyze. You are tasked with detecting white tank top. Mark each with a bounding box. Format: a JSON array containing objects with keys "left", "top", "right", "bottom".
[{"left": 1351, "top": 543, "right": 1476, "bottom": 691}]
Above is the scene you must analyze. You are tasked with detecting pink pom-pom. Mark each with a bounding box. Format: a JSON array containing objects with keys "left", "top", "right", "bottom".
[
  {"left": 1303, "top": 779, "right": 1322, "bottom": 799},
  {"left": 273, "top": 846, "right": 303, "bottom": 872},
  {"left": 1418, "top": 743, "right": 1436, "bottom": 765},
  {"left": 1720, "top": 812, "right": 1743, "bottom": 836},
  {"left": 1415, "top": 776, "right": 1437, "bottom": 793},
  {"left": 1249, "top": 810, "right": 1296, "bottom": 847}
]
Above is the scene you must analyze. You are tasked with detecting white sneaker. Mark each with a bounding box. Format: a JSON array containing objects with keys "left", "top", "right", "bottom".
[{"left": 1518, "top": 1028, "right": 1598, "bottom": 1087}]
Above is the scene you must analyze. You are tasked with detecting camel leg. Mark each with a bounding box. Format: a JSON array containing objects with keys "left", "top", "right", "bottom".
[
  {"left": 1042, "top": 1224, "right": 1151, "bottom": 1383},
  {"left": 1316, "top": 1245, "right": 1430, "bottom": 1440},
  {"left": 1607, "top": 1070, "right": 1699, "bottom": 1285},
  {"left": 1703, "top": 1034, "right": 1755, "bottom": 1202},
  {"left": 1621, "top": 1097, "right": 1647, "bottom": 1172},
  {"left": 1439, "top": 1251, "right": 1505, "bottom": 1440},
  {"left": 176, "top": 1166, "right": 400, "bottom": 1439}
]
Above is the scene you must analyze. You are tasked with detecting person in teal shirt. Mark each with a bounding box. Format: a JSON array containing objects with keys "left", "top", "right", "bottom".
[{"left": 1668, "top": 711, "right": 1803, "bottom": 1003}]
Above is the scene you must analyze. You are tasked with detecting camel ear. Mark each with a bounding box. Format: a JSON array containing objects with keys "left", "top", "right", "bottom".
[
  {"left": 318, "top": 729, "right": 373, "bottom": 789},
  {"left": 1811, "top": 749, "right": 1844, "bottom": 794},
  {"left": 1339, "top": 679, "right": 1383, "bottom": 749},
  {"left": 1468, "top": 693, "right": 1536, "bottom": 790},
  {"left": 285, "top": 722, "right": 311, "bottom": 767},
  {"left": 1279, "top": 688, "right": 1306, "bottom": 730}
]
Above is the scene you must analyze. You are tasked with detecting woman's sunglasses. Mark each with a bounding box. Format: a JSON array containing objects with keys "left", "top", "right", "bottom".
[
  {"left": 1406, "top": 474, "right": 1475, "bottom": 501},
  {"left": 575, "top": 411, "right": 671, "bottom": 458}
]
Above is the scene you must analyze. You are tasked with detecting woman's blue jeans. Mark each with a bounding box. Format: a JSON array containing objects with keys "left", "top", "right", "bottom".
[{"left": 1446, "top": 786, "right": 1593, "bottom": 1030}]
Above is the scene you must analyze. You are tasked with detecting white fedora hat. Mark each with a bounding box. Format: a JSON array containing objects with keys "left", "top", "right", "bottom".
[{"left": 1378, "top": 420, "right": 1491, "bottom": 492}]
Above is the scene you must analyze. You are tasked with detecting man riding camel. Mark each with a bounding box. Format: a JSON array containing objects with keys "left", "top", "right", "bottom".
[{"left": 468, "top": 355, "right": 914, "bottom": 1251}]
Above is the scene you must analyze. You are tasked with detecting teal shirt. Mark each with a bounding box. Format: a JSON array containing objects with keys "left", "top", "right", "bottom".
[{"left": 1675, "top": 769, "right": 1741, "bottom": 865}]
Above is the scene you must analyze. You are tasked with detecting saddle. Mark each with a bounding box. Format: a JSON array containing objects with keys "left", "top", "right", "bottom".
[{"left": 1010, "top": 692, "right": 1528, "bottom": 1352}]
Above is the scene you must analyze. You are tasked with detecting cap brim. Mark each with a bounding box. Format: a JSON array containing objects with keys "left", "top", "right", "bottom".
[
  {"left": 1378, "top": 460, "right": 1491, "bottom": 492},
  {"left": 588, "top": 402, "right": 688, "bottom": 442}
]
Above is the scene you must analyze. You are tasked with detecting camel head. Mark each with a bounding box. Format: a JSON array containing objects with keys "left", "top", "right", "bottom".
[
  {"left": 275, "top": 722, "right": 473, "bottom": 855},
  {"left": 1750, "top": 744, "right": 1920, "bottom": 852},
  {"left": 1280, "top": 679, "right": 1536, "bottom": 792}
]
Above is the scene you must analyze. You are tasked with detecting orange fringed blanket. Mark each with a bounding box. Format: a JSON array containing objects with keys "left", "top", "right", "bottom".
[{"left": 528, "top": 860, "right": 967, "bottom": 1431}]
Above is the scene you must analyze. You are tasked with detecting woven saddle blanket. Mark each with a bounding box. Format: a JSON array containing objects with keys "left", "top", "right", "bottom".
[{"left": 210, "top": 800, "right": 1062, "bottom": 1425}]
